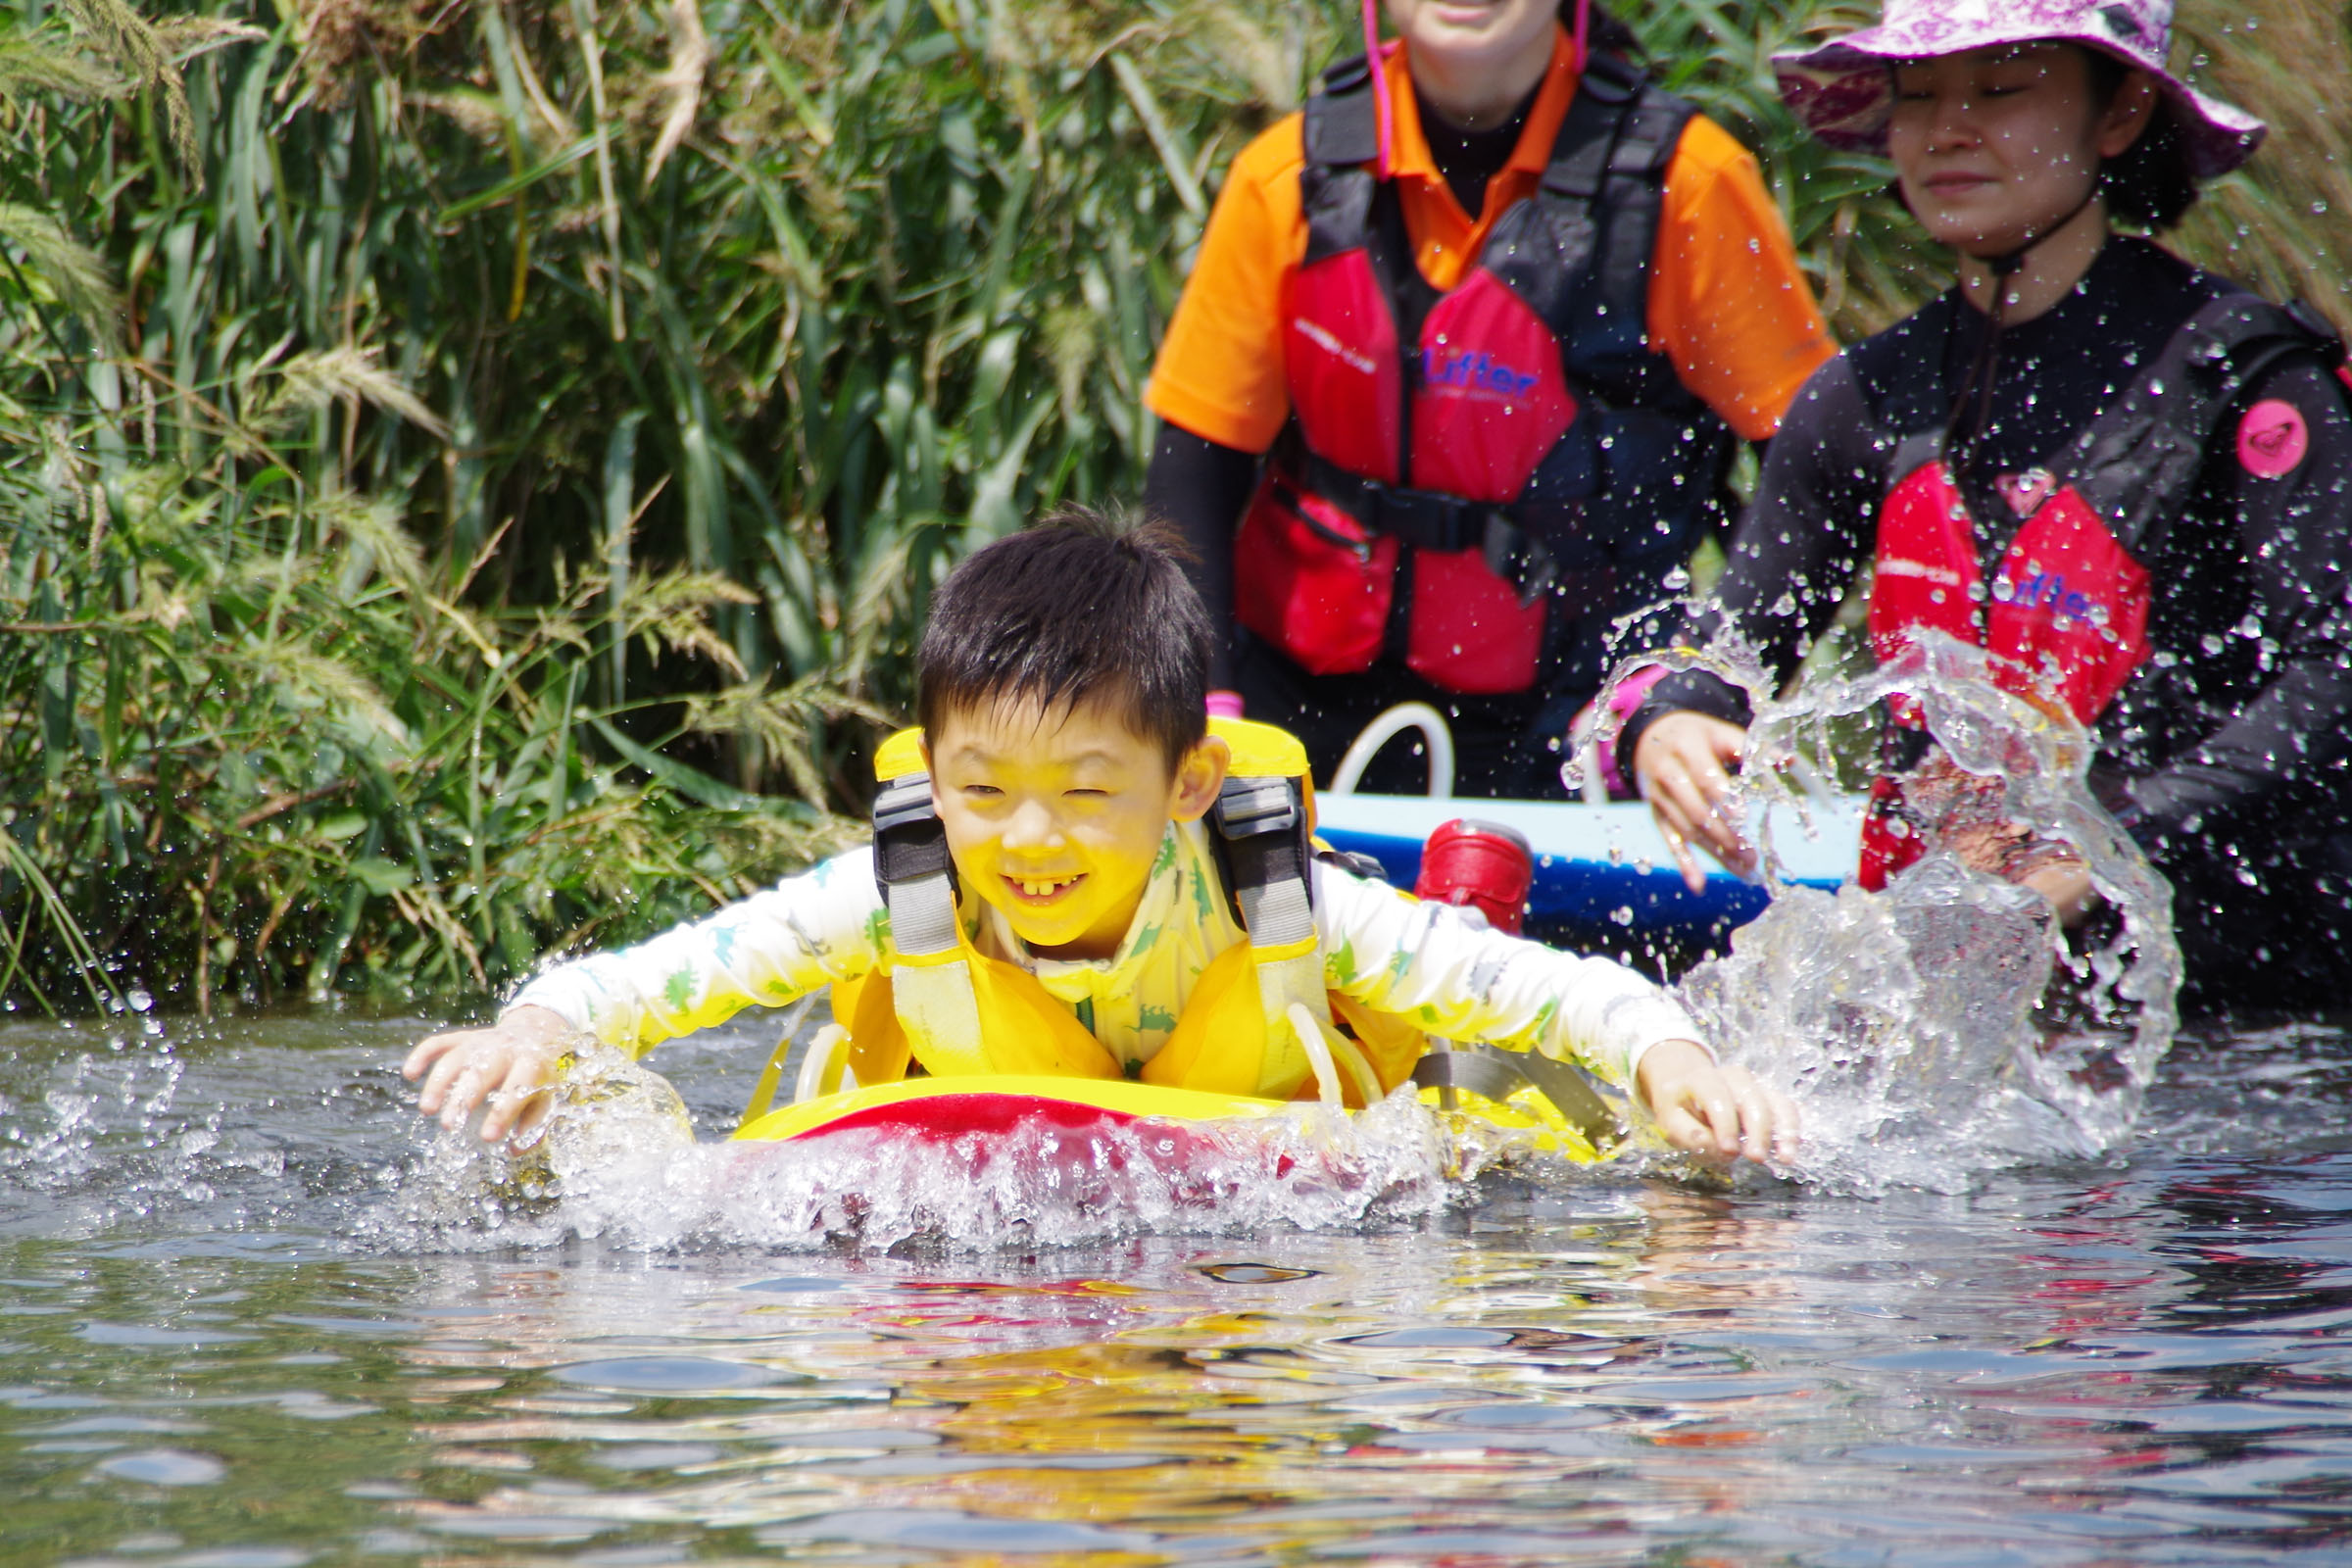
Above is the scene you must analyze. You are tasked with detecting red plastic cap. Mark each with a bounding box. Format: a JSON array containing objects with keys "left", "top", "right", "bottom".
[{"left": 1414, "top": 818, "right": 1535, "bottom": 935}]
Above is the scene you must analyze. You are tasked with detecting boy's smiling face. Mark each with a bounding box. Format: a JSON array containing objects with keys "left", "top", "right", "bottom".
[{"left": 926, "top": 696, "right": 1228, "bottom": 961}]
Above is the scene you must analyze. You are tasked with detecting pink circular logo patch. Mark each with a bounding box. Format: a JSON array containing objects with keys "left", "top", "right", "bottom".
[{"left": 2237, "top": 398, "right": 2310, "bottom": 478}]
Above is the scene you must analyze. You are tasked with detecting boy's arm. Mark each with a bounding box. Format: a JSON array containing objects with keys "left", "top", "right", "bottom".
[
  {"left": 1314, "top": 864, "right": 1693, "bottom": 1091},
  {"left": 1314, "top": 865, "right": 1794, "bottom": 1163},
  {"left": 405, "top": 848, "right": 890, "bottom": 1142},
  {"left": 511, "top": 846, "right": 888, "bottom": 1052}
]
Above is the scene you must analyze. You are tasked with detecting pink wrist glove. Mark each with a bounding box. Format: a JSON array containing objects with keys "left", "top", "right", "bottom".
[{"left": 1581, "top": 664, "right": 1670, "bottom": 799}]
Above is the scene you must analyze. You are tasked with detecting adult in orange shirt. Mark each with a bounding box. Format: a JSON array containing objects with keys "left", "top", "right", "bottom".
[{"left": 1144, "top": 0, "right": 1835, "bottom": 799}]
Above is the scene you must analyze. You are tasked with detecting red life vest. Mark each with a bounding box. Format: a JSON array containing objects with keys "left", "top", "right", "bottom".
[
  {"left": 1235, "top": 51, "right": 1731, "bottom": 696},
  {"left": 1856, "top": 296, "right": 2338, "bottom": 889}
]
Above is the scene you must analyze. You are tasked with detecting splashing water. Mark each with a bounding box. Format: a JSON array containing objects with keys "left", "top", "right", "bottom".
[
  {"left": 1601, "top": 632, "right": 2182, "bottom": 1193},
  {"left": 395, "top": 1048, "right": 1495, "bottom": 1252}
]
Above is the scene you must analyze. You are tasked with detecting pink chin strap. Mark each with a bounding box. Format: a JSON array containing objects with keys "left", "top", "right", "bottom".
[{"left": 1358, "top": 0, "right": 1592, "bottom": 179}]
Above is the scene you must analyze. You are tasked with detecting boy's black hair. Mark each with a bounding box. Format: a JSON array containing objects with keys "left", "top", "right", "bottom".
[
  {"left": 2083, "top": 49, "right": 2201, "bottom": 231},
  {"left": 916, "top": 507, "right": 1211, "bottom": 771}
]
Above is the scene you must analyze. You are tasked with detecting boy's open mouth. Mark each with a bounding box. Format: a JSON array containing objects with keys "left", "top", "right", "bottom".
[{"left": 1003, "top": 873, "right": 1084, "bottom": 906}]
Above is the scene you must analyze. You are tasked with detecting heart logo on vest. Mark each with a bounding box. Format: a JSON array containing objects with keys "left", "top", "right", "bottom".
[
  {"left": 1995, "top": 468, "right": 2058, "bottom": 517},
  {"left": 2237, "top": 398, "right": 2310, "bottom": 478}
]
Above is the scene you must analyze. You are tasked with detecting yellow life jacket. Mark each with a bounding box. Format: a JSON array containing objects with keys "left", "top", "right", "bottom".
[{"left": 756, "top": 717, "right": 1427, "bottom": 1117}]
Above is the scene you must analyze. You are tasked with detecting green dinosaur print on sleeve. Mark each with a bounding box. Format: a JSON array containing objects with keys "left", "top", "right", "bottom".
[
  {"left": 663, "top": 968, "right": 697, "bottom": 1012},
  {"left": 1139, "top": 1003, "right": 1177, "bottom": 1032}
]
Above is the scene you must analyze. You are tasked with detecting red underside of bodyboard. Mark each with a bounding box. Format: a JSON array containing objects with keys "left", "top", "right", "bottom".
[{"left": 788, "top": 1093, "right": 1144, "bottom": 1143}]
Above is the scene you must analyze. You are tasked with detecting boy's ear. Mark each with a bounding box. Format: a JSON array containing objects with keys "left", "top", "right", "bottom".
[{"left": 1168, "top": 733, "right": 1230, "bottom": 824}]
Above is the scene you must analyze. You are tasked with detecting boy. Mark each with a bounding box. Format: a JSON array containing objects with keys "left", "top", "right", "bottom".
[{"left": 406, "top": 513, "right": 1794, "bottom": 1166}]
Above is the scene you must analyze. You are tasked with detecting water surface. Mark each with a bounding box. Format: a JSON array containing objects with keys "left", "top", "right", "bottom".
[{"left": 6, "top": 1010, "right": 2352, "bottom": 1566}]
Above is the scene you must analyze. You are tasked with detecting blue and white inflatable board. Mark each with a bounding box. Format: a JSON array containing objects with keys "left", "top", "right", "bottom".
[{"left": 1313, "top": 794, "right": 1863, "bottom": 948}]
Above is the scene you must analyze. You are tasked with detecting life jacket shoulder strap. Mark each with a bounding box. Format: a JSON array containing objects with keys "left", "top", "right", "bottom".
[
  {"left": 2068, "top": 294, "right": 2344, "bottom": 554},
  {"left": 1204, "top": 718, "right": 1317, "bottom": 940},
  {"left": 1300, "top": 56, "right": 1385, "bottom": 270},
  {"left": 1302, "top": 53, "right": 1381, "bottom": 169},
  {"left": 1888, "top": 429, "right": 1944, "bottom": 489},
  {"left": 1588, "top": 73, "right": 1698, "bottom": 373}
]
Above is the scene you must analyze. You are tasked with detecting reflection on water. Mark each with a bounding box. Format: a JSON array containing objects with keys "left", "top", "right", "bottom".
[{"left": 4, "top": 1011, "right": 2352, "bottom": 1564}]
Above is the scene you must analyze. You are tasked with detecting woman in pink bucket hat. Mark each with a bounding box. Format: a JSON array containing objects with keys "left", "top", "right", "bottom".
[{"left": 1621, "top": 0, "right": 2352, "bottom": 1013}]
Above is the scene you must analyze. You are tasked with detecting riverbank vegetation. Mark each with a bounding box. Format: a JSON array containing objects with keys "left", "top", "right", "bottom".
[{"left": 4, "top": 0, "right": 2345, "bottom": 1015}]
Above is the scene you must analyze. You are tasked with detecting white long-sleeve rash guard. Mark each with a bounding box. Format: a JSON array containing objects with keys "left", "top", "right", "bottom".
[{"left": 510, "top": 820, "right": 1705, "bottom": 1093}]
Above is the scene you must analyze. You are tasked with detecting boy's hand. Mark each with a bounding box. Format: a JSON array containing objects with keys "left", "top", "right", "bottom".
[
  {"left": 402, "top": 1004, "right": 575, "bottom": 1145},
  {"left": 1636, "top": 1039, "right": 1798, "bottom": 1167}
]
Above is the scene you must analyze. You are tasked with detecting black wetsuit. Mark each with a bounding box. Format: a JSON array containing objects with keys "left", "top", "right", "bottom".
[
  {"left": 1146, "top": 87, "right": 1583, "bottom": 800},
  {"left": 1624, "top": 238, "right": 2352, "bottom": 1012}
]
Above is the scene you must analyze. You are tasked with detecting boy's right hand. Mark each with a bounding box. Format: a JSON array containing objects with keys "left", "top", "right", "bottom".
[
  {"left": 1633, "top": 710, "right": 1754, "bottom": 893},
  {"left": 402, "top": 1004, "right": 575, "bottom": 1145}
]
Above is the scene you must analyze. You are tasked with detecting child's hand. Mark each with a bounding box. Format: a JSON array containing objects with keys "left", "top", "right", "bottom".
[
  {"left": 402, "top": 1005, "right": 574, "bottom": 1145},
  {"left": 1635, "top": 1039, "right": 1798, "bottom": 1167}
]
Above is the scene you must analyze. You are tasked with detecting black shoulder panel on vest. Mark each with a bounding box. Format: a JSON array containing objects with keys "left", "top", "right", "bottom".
[
  {"left": 1587, "top": 77, "right": 1699, "bottom": 396},
  {"left": 1299, "top": 52, "right": 1383, "bottom": 269},
  {"left": 1888, "top": 430, "right": 1945, "bottom": 490},
  {"left": 1303, "top": 53, "right": 1381, "bottom": 169},
  {"left": 2069, "top": 296, "right": 2338, "bottom": 553}
]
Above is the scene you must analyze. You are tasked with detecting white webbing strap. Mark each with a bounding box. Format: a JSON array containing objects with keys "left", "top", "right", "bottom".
[
  {"left": 871, "top": 767, "right": 985, "bottom": 1065},
  {"left": 885, "top": 870, "right": 985, "bottom": 1064}
]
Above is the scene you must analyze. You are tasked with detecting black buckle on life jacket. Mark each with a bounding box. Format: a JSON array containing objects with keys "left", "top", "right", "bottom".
[
  {"left": 1297, "top": 455, "right": 1560, "bottom": 607},
  {"left": 1300, "top": 453, "right": 1489, "bottom": 554},
  {"left": 871, "top": 773, "right": 956, "bottom": 897},
  {"left": 1210, "top": 773, "right": 1314, "bottom": 922}
]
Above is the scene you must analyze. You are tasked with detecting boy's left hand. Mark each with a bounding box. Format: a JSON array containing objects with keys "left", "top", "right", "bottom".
[{"left": 1636, "top": 1039, "right": 1798, "bottom": 1167}]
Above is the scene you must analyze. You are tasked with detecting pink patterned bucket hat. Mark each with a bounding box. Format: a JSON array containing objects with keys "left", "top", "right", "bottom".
[{"left": 1775, "top": 0, "right": 2266, "bottom": 181}]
